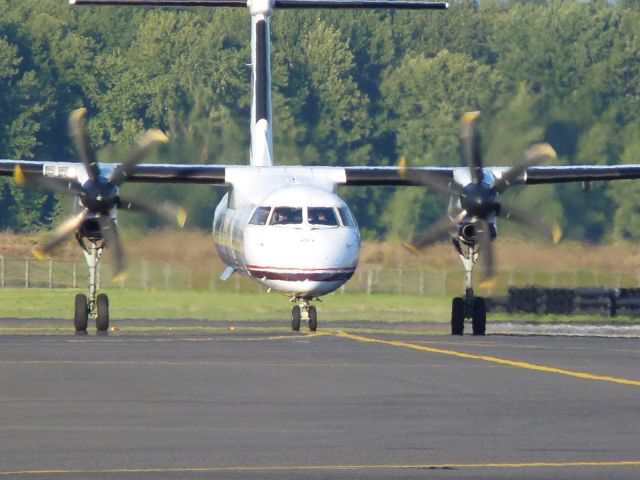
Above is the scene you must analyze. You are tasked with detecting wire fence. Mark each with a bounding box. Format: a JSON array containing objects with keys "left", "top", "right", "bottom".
[{"left": 1, "top": 255, "right": 639, "bottom": 296}]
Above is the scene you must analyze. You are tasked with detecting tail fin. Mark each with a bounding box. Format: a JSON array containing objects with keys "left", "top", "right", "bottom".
[{"left": 250, "top": 14, "right": 273, "bottom": 166}]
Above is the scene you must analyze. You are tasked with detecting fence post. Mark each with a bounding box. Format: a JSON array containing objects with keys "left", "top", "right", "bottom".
[
  {"left": 0, "top": 255, "right": 4, "bottom": 288},
  {"left": 141, "top": 260, "right": 149, "bottom": 291},
  {"left": 25, "top": 258, "right": 29, "bottom": 288},
  {"left": 366, "top": 269, "right": 373, "bottom": 295},
  {"left": 164, "top": 263, "right": 171, "bottom": 290},
  {"left": 48, "top": 259, "right": 53, "bottom": 288},
  {"left": 73, "top": 262, "right": 77, "bottom": 289},
  {"left": 419, "top": 270, "right": 424, "bottom": 295}
]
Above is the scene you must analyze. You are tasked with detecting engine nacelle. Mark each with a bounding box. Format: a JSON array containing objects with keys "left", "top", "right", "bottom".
[
  {"left": 457, "top": 221, "right": 497, "bottom": 245},
  {"left": 458, "top": 222, "right": 477, "bottom": 244}
]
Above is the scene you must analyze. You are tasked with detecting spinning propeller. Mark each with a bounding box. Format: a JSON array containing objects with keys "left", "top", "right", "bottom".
[
  {"left": 14, "top": 108, "right": 186, "bottom": 280},
  {"left": 404, "top": 111, "right": 562, "bottom": 285}
]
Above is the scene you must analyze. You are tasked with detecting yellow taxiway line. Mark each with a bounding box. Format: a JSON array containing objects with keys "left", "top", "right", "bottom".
[
  {"left": 334, "top": 332, "right": 640, "bottom": 388},
  {"left": 2, "top": 461, "right": 640, "bottom": 476}
]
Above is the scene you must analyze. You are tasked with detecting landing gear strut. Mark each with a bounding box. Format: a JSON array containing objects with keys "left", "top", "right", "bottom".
[
  {"left": 451, "top": 239, "right": 486, "bottom": 336},
  {"left": 291, "top": 298, "right": 318, "bottom": 332},
  {"left": 74, "top": 239, "right": 110, "bottom": 335}
]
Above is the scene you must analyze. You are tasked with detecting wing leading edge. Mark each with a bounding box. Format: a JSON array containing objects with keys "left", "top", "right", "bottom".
[
  {"left": 0, "top": 160, "right": 227, "bottom": 184},
  {"left": 3, "top": 160, "right": 640, "bottom": 187},
  {"left": 341, "top": 165, "right": 640, "bottom": 187}
]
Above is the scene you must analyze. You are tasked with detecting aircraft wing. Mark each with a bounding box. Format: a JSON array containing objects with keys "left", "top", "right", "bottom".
[
  {"left": 4, "top": 160, "right": 640, "bottom": 187},
  {"left": 0, "top": 159, "right": 227, "bottom": 184},
  {"left": 341, "top": 165, "right": 640, "bottom": 186},
  {"left": 523, "top": 165, "right": 640, "bottom": 184}
]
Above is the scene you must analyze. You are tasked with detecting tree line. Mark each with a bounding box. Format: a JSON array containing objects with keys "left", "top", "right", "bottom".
[{"left": 0, "top": 0, "right": 639, "bottom": 242}]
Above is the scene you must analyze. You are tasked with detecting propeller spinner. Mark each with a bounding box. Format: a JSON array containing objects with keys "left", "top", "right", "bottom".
[
  {"left": 14, "top": 108, "right": 186, "bottom": 280},
  {"left": 404, "top": 111, "right": 562, "bottom": 284}
]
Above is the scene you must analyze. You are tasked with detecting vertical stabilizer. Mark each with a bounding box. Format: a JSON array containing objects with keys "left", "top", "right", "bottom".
[{"left": 249, "top": 0, "right": 274, "bottom": 166}]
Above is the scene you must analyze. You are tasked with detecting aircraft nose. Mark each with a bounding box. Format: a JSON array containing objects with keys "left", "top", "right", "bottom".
[{"left": 244, "top": 225, "right": 359, "bottom": 293}]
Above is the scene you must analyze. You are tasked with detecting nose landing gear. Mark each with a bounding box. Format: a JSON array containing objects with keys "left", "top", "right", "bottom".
[{"left": 291, "top": 298, "right": 318, "bottom": 332}]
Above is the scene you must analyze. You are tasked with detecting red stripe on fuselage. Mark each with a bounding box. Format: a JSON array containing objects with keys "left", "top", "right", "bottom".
[
  {"left": 247, "top": 265, "right": 355, "bottom": 282},
  {"left": 246, "top": 265, "right": 355, "bottom": 272}
]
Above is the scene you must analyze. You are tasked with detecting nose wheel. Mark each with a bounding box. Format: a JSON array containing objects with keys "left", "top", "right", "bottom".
[
  {"left": 291, "top": 305, "right": 301, "bottom": 331},
  {"left": 308, "top": 306, "right": 318, "bottom": 332},
  {"left": 291, "top": 299, "right": 318, "bottom": 332}
]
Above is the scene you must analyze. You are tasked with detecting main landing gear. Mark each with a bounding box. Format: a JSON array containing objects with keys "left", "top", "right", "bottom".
[
  {"left": 291, "top": 298, "right": 318, "bottom": 332},
  {"left": 73, "top": 239, "right": 110, "bottom": 335},
  {"left": 450, "top": 239, "right": 487, "bottom": 336}
]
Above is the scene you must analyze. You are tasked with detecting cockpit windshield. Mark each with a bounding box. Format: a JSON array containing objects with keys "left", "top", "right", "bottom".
[
  {"left": 308, "top": 207, "right": 338, "bottom": 226},
  {"left": 270, "top": 207, "right": 303, "bottom": 225},
  {"left": 337, "top": 207, "right": 355, "bottom": 227},
  {"left": 250, "top": 205, "right": 355, "bottom": 227},
  {"left": 249, "top": 206, "right": 271, "bottom": 225}
]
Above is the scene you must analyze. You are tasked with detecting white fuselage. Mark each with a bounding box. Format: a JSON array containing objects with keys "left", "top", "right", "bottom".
[{"left": 212, "top": 167, "right": 360, "bottom": 298}]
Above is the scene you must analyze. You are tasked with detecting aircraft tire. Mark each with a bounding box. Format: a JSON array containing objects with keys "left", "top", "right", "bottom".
[
  {"left": 472, "top": 296, "right": 486, "bottom": 336},
  {"left": 74, "top": 293, "right": 88, "bottom": 334},
  {"left": 308, "top": 306, "right": 318, "bottom": 332},
  {"left": 291, "top": 306, "right": 301, "bottom": 331},
  {"left": 96, "top": 293, "right": 109, "bottom": 333},
  {"left": 451, "top": 297, "right": 464, "bottom": 336}
]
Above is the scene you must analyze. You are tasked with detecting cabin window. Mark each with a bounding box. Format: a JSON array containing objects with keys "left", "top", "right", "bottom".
[
  {"left": 308, "top": 207, "right": 338, "bottom": 226},
  {"left": 249, "top": 206, "right": 271, "bottom": 225},
  {"left": 270, "top": 207, "right": 303, "bottom": 225},
  {"left": 337, "top": 207, "right": 355, "bottom": 226}
]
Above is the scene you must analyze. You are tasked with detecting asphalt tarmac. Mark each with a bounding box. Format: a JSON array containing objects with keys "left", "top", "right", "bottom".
[{"left": 1, "top": 329, "right": 640, "bottom": 479}]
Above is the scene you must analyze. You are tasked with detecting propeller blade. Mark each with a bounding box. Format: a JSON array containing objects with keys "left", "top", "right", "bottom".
[
  {"left": 460, "top": 111, "right": 484, "bottom": 184},
  {"left": 14, "top": 165, "right": 83, "bottom": 196},
  {"left": 414, "top": 170, "right": 465, "bottom": 196},
  {"left": 499, "top": 203, "right": 562, "bottom": 245},
  {"left": 475, "top": 220, "right": 496, "bottom": 287},
  {"left": 118, "top": 197, "right": 187, "bottom": 228},
  {"left": 493, "top": 143, "right": 557, "bottom": 193},
  {"left": 399, "top": 156, "right": 464, "bottom": 196},
  {"left": 32, "top": 209, "right": 90, "bottom": 260},
  {"left": 69, "top": 108, "right": 101, "bottom": 183},
  {"left": 97, "top": 216, "right": 127, "bottom": 281},
  {"left": 109, "top": 129, "right": 169, "bottom": 186},
  {"left": 405, "top": 210, "right": 465, "bottom": 251}
]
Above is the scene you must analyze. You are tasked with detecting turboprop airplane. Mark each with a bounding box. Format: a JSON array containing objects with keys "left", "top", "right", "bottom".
[{"left": 2, "top": 0, "right": 640, "bottom": 337}]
